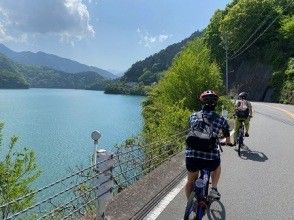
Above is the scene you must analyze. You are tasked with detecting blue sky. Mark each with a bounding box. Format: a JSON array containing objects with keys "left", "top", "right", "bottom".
[{"left": 0, "top": 0, "right": 231, "bottom": 73}]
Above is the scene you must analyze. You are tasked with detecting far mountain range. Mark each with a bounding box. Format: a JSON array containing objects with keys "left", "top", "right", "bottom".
[{"left": 0, "top": 43, "right": 117, "bottom": 80}]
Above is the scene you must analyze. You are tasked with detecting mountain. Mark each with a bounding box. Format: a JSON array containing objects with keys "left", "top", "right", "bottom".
[
  {"left": 0, "top": 52, "right": 106, "bottom": 89},
  {"left": 20, "top": 65, "right": 106, "bottom": 89},
  {"left": 0, "top": 44, "right": 117, "bottom": 79},
  {"left": 0, "top": 53, "right": 29, "bottom": 89},
  {"left": 121, "top": 31, "right": 202, "bottom": 83},
  {"left": 107, "top": 69, "right": 125, "bottom": 77},
  {"left": 100, "top": 31, "right": 202, "bottom": 95}
]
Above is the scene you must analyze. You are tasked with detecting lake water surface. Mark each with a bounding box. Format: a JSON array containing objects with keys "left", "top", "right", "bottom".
[{"left": 0, "top": 89, "right": 143, "bottom": 187}]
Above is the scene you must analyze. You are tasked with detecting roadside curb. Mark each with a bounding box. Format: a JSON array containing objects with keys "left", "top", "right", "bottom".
[{"left": 104, "top": 152, "right": 186, "bottom": 220}]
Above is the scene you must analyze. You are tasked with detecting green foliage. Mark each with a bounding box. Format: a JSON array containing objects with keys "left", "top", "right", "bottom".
[
  {"left": 142, "top": 38, "right": 229, "bottom": 154},
  {"left": 0, "top": 52, "right": 107, "bottom": 89},
  {"left": 216, "top": 96, "right": 235, "bottom": 118},
  {"left": 220, "top": 0, "right": 279, "bottom": 52},
  {"left": 0, "top": 122, "right": 41, "bottom": 219},
  {"left": 203, "top": 10, "right": 226, "bottom": 69},
  {"left": 0, "top": 53, "right": 29, "bottom": 89},
  {"left": 104, "top": 81, "right": 147, "bottom": 96},
  {"left": 272, "top": 70, "right": 285, "bottom": 101},
  {"left": 202, "top": 0, "right": 293, "bottom": 101},
  {"left": 281, "top": 15, "right": 294, "bottom": 39},
  {"left": 153, "top": 39, "right": 223, "bottom": 110},
  {"left": 280, "top": 58, "right": 294, "bottom": 104},
  {"left": 280, "top": 15, "right": 294, "bottom": 51},
  {"left": 21, "top": 65, "right": 105, "bottom": 89},
  {"left": 137, "top": 68, "right": 162, "bottom": 85}
]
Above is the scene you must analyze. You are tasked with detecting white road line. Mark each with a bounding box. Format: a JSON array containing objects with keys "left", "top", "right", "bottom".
[{"left": 143, "top": 177, "right": 187, "bottom": 220}]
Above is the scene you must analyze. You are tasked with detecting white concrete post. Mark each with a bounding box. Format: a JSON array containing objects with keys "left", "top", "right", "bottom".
[
  {"left": 221, "top": 105, "right": 228, "bottom": 119},
  {"left": 91, "top": 131, "right": 113, "bottom": 220}
]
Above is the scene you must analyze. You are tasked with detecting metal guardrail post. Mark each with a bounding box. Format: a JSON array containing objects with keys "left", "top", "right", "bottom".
[{"left": 91, "top": 131, "right": 113, "bottom": 220}]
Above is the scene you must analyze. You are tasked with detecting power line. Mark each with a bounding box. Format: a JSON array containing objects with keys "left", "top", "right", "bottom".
[
  {"left": 229, "top": 15, "right": 271, "bottom": 58},
  {"left": 229, "top": 1, "right": 293, "bottom": 60},
  {"left": 227, "top": 5, "right": 270, "bottom": 53}
]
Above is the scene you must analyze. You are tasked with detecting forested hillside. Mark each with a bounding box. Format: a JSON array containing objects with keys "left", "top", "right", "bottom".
[
  {"left": 102, "top": 31, "right": 202, "bottom": 95},
  {"left": 0, "top": 54, "right": 29, "bottom": 88},
  {"left": 203, "top": 0, "right": 293, "bottom": 103},
  {"left": 0, "top": 53, "right": 106, "bottom": 89},
  {"left": 121, "top": 31, "right": 202, "bottom": 83},
  {"left": 0, "top": 44, "right": 117, "bottom": 79},
  {"left": 141, "top": 0, "right": 293, "bottom": 154},
  {"left": 106, "top": 0, "right": 293, "bottom": 103}
]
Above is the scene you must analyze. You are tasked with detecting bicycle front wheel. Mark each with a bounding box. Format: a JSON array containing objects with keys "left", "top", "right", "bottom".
[
  {"left": 238, "top": 137, "right": 243, "bottom": 156},
  {"left": 184, "top": 191, "right": 197, "bottom": 220}
]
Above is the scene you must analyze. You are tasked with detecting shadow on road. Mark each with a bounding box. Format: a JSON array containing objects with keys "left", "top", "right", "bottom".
[
  {"left": 207, "top": 200, "right": 226, "bottom": 220},
  {"left": 235, "top": 145, "right": 268, "bottom": 162}
]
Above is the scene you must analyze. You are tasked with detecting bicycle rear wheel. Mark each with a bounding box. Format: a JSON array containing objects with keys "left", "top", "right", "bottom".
[
  {"left": 238, "top": 141, "right": 241, "bottom": 156},
  {"left": 184, "top": 191, "right": 197, "bottom": 220}
]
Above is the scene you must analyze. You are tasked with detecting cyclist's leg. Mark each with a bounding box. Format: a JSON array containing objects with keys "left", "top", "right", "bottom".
[
  {"left": 211, "top": 165, "right": 221, "bottom": 189},
  {"left": 209, "top": 160, "right": 221, "bottom": 199},
  {"left": 185, "top": 157, "right": 200, "bottom": 199},
  {"left": 244, "top": 117, "right": 250, "bottom": 135},
  {"left": 185, "top": 171, "right": 199, "bottom": 199},
  {"left": 234, "top": 119, "right": 241, "bottom": 143}
]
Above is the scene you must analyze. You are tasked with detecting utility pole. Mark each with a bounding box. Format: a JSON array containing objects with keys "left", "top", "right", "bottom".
[{"left": 224, "top": 36, "right": 229, "bottom": 95}]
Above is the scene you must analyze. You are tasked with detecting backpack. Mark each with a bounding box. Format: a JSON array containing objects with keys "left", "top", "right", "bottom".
[
  {"left": 186, "top": 111, "right": 217, "bottom": 151},
  {"left": 236, "top": 100, "right": 249, "bottom": 118}
]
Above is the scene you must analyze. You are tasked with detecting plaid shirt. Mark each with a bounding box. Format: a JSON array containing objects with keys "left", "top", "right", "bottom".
[{"left": 185, "top": 110, "right": 229, "bottom": 160}]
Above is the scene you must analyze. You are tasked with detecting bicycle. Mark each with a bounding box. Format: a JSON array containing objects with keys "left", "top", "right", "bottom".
[{"left": 183, "top": 144, "right": 223, "bottom": 220}]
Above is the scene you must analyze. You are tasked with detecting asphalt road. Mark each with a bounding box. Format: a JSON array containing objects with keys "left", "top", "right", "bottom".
[{"left": 147, "top": 102, "right": 294, "bottom": 220}]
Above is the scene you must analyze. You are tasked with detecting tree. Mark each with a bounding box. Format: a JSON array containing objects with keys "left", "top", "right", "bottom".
[
  {"left": 220, "top": 0, "right": 280, "bottom": 51},
  {"left": 280, "top": 58, "right": 294, "bottom": 104},
  {"left": 142, "top": 38, "right": 225, "bottom": 146},
  {"left": 0, "top": 122, "right": 41, "bottom": 219},
  {"left": 280, "top": 15, "right": 294, "bottom": 52}
]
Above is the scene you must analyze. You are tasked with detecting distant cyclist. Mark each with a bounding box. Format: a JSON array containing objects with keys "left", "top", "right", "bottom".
[
  {"left": 233, "top": 92, "right": 253, "bottom": 145},
  {"left": 185, "top": 90, "right": 233, "bottom": 200}
]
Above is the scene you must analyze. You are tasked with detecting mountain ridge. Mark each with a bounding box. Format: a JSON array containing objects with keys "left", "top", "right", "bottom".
[
  {"left": 0, "top": 44, "right": 117, "bottom": 79},
  {"left": 0, "top": 52, "right": 106, "bottom": 89}
]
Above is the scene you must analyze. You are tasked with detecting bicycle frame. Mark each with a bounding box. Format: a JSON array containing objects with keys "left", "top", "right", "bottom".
[
  {"left": 184, "top": 143, "right": 222, "bottom": 220},
  {"left": 237, "top": 120, "right": 245, "bottom": 156},
  {"left": 184, "top": 169, "right": 212, "bottom": 220}
]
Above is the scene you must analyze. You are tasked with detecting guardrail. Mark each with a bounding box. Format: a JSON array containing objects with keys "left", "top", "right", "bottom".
[{"left": 0, "top": 129, "right": 187, "bottom": 220}]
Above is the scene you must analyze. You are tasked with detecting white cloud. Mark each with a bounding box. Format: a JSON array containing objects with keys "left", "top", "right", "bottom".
[
  {"left": 158, "top": 34, "right": 169, "bottom": 42},
  {"left": 0, "top": 24, "right": 13, "bottom": 42},
  {"left": 137, "top": 28, "right": 171, "bottom": 48},
  {"left": 88, "top": 0, "right": 99, "bottom": 4},
  {"left": 0, "top": 0, "right": 95, "bottom": 43}
]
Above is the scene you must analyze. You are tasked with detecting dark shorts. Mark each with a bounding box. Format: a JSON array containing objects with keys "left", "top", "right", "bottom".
[{"left": 185, "top": 157, "right": 220, "bottom": 172}]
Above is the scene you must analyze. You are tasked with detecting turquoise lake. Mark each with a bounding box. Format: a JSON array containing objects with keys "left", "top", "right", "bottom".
[{"left": 0, "top": 89, "right": 143, "bottom": 187}]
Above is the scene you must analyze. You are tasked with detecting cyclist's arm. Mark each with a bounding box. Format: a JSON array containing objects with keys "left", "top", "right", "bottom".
[{"left": 248, "top": 101, "right": 253, "bottom": 117}]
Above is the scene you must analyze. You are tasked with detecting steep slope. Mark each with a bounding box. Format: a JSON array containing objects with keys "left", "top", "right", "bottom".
[
  {"left": 121, "top": 31, "right": 202, "bottom": 83},
  {"left": 0, "top": 44, "right": 117, "bottom": 79},
  {"left": 0, "top": 53, "right": 29, "bottom": 89},
  {"left": 20, "top": 66, "right": 106, "bottom": 89},
  {"left": 0, "top": 52, "right": 106, "bottom": 89}
]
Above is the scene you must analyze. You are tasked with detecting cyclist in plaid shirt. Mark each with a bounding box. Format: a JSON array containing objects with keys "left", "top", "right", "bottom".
[{"left": 185, "top": 90, "right": 233, "bottom": 200}]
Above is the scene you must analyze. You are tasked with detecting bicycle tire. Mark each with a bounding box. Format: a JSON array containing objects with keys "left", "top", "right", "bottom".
[
  {"left": 184, "top": 191, "right": 197, "bottom": 220},
  {"left": 238, "top": 141, "right": 241, "bottom": 156}
]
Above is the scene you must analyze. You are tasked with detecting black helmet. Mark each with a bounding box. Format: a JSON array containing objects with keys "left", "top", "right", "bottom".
[
  {"left": 199, "top": 90, "right": 219, "bottom": 106},
  {"left": 238, "top": 92, "right": 248, "bottom": 99}
]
